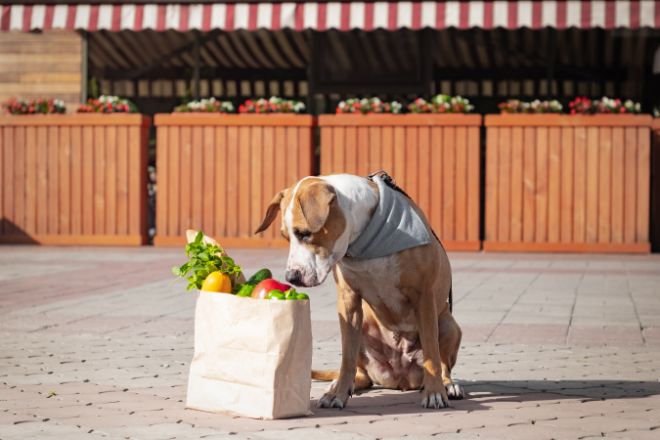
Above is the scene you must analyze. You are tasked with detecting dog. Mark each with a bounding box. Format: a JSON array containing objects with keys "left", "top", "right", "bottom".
[{"left": 255, "top": 173, "right": 463, "bottom": 409}]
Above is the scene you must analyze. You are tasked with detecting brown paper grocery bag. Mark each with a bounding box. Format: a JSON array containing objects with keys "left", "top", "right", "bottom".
[{"left": 186, "top": 291, "right": 313, "bottom": 419}]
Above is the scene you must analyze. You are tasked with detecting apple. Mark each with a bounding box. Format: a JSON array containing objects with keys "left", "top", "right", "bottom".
[{"left": 251, "top": 278, "right": 291, "bottom": 299}]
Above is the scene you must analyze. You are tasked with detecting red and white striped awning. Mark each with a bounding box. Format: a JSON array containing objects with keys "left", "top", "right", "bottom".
[{"left": 2, "top": 1, "right": 659, "bottom": 32}]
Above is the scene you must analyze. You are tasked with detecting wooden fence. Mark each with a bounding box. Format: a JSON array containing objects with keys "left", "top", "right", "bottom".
[
  {"left": 484, "top": 114, "right": 652, "bottom": 253},
  {"left": 0, "top": 114, "right": 150, "bottom": 245},
  {"left": 154, "top": 114, "right": 314, "bottom": 247},
  {"left": 319, "top": 114, "right": 482, "bottom": 251}
]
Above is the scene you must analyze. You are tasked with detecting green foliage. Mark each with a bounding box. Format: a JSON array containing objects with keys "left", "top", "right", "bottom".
[{"left": 171, "top": 231, "right": 242, "bottom": 291}]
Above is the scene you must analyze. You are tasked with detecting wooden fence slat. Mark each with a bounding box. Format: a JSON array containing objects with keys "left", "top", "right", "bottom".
[
  {"left": 59, "top": 126, "right": 71, "bottom": 235},
  {"left": 128, "top": 125, "right": 144, "bottom": 238},
  {"left": 13, "top": 128, "right": 25, "bottom": 235},
  {"left": 105, "top": 126, "right": 117, "bottom": 235},
  {"left": 393, "top": 126, "right": 405, "bottom": 184},
  {"left": 287, "top": 126, "right": 299, "bottom": 187},
  {"left": 497, "top": 127, "right": 511, "bottom": 242},
  {"left": 94, "top": 126, "right": 107, "bottom": 235},
  {"left": 547, "top": 127, "right": 560, "bottom": 243},
  {"left": 598, "top": 128, "right": 612, "bottom": 243},
  {"left": 168, "top": 126, "right": 180, "bottom": 237},
  {"left": 637, "top": 127, "right": 650, "bottom": 243},
  {"left": 419, "top": 126, "right": 432, "bottom": 230},
  {"left": 70, "top": 126, "right": 82, "bottom": 235},
  {"left": 585, "top": 127, "right": 599, "bottom": 243},
  {"left": 180, "top": 126, "right": 192, "bottom": 233},
  {"left": 467, "top": 127, "right": 480, "bottom": 242},
  {"left": 357, "top": 127, "right": 369, "bottom": 177},
  {"left": 47, "top": 126, "right": 59, "bottom": 235},
  {"left": 215, "top": 126, "right": 228, "bottom": 237},
  {"left": 381, "top": 126, "right": 394, "bottom": 178},
  {"left": 261, "top": 126, "right": 274, "bottom": 239},
  {"left": 116, "top": 126, "right": 129, "bottom": 236},
  {"left": 345, "top": 126, "right": 357, "bottom": 175},
  {"left": 523, "top": 127, "right": 536, "bottom": 242},
  {"left": 238, "top": 126, "right": 251, "bottom": 237},
  {"left": 202, "top": 126, "right": 215, "bottom": 233},
  {"left": 560, "top": 127, "right": 573, "bottom": 243},
  {"left": 485, "top": 127, "right": 498, "bottom": 241},
  {"left": 332, "top": 126, "right": 345, "bottom": 175},
  {"left": 273, "top": 126, "right": 286, "bottom": 236},
  {"left": 535, "top": 127, "right": 548, "bottom": 243},
  {"left": 510, "top": 127, "right": 523, "bottom": 242},
  {"left": 623, "top": 127, "right": 638, "bottom": 243},
  {"left": 573, "top": 127, "right": 587, "bottom": 244},
  {"left": 368, "top": 127, "right": 379, "bottom": 175},
  {"left": 82, "top": 126, "right": 94, "bottom": 235},
  {"left": 191, "top": 126, "right": 204, "bottom": 232},
  {"left": 226, "top": 126, "right": 239, "bottom": 237},
  {"left": 611, "top": 127, "right": 625, "bottom": 243},
  {"left": 431, "top": 127, "right": 443, "bottom": 235},
  {"left": 405, "top": 127, "right": 419, "bottom": 200},
  {"left": 320, "top": 128, "right": 331, "bottom": 175},
  {"left": 250, "top": 126, "right": 263, "bottom": 235},
  {"left": 1, "top": 128, "right": 12, "bottom": 234},
  {"left": 442, "top": 127, "right": 455, "bottom": 240},
  {"left": 299, "top": 126, "right": 312, "bottom": 177},
  {"left": 36, "top": 126, "right": 48, "bottom": 235}
]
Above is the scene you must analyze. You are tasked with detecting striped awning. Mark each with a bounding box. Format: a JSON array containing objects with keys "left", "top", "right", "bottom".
[{"left": 2, "top": 1, "right": 659, "bottom": 32}]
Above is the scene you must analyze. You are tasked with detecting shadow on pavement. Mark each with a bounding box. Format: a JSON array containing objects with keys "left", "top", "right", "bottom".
[{"left": 310, "top": 380, "right": 660, "bottom": 417}]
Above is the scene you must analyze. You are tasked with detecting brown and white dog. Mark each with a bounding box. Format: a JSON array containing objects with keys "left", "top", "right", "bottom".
[{"left": 255, "top": 174, "right": 463, "bottom": 409}]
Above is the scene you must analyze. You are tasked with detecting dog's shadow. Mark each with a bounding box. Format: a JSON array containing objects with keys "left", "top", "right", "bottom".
[{"left": 309, "top": 379, "right": 660, "bottom": 418}]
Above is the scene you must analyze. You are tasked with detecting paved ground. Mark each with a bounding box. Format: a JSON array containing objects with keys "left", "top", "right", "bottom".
[{"left": 1, "top": 246, "right": 660, "bottom": 440}]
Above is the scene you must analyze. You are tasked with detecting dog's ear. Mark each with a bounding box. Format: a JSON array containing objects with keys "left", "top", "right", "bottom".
[
  {"left": 297, "top": 182, "right": 336, "bottom": 233},
  {"left": 255, "top": 190, "right": 285, "bottom": 234}
]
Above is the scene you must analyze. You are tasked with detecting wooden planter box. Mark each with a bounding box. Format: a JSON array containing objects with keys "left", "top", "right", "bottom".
[
  {"left": 484, "top": 114, "right": 652, "bottom": 253},
  {"left": 0, "top": 114, "right": 149, "bottom": 245},
  {"left": 319, "top": 114, "right": 482, "bottom": 251},
  {"left": 154, "top": 114, "right": 314, "bottom": 247}
]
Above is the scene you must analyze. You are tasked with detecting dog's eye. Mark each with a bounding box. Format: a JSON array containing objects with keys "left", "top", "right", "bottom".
[{"left": 294, "top": 228, "right": 312, "bottom": 242}]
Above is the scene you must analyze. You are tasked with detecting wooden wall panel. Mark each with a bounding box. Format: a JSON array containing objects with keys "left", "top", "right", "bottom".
[
  {"left": 319, "top": 114, "right": 482, "bottom": 251},
  {"left": 0, "top": 114, "right": 149, "bottom": 245},
  {"left": 153, "top": 114, "right": 315, "bottom": 247},
  {"left": 485, "top": 114, "right": 652, "bottom": 253},
  {"left": 0, "top": 31, "right": 81, "bottom": 106}
]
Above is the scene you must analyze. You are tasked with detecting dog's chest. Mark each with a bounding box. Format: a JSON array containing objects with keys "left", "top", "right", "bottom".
[{"left": 338, "top": 257, "right": 417, "bottom": 332}]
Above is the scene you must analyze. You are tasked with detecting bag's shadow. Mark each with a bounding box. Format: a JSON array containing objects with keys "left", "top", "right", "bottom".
[{"left": 309, "top": 380, "right": 660, "bottom": 418}]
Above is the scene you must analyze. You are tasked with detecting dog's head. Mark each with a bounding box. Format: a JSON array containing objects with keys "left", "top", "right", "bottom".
[{"left": 255, "top": 177, "right": 348, "bottom": 287}]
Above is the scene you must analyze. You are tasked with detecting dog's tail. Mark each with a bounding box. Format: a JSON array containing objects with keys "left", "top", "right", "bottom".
[{"left": 311, "top": 369, "right": 339, "bottom": 381}]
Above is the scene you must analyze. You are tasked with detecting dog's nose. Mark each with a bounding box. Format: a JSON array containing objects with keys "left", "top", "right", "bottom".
[{"left": 285, "top": 269, "right": 302, "bottom": 285}]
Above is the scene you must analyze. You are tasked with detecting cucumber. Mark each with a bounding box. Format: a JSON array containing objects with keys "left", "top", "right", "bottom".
[{"left": 247, "top": 268, "right": 272, "bottom": 285}]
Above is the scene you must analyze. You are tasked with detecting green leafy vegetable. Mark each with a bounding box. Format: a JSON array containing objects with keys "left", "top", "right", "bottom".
[{"left": 172, "top": 231, "right": 242, "bottom": 290}]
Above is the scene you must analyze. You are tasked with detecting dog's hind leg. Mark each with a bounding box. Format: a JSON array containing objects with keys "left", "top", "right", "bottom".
[{"left": 438, "top": 311, "right": 464, "bottom": 399}]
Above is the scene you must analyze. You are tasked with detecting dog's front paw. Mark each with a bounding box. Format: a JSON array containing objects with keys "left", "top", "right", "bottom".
[
  {"left": 445, "top": 382, "right": 464, "bottom": 400},
  {"left": 421, "top": 388, "right": 449, "bottom": 409},
  {"left": 318, "top": 391, "right": 349, "bottom": 409}
]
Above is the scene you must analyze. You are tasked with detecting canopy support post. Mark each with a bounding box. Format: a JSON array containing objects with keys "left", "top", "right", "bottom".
[
  {"left": 193, "top": 31, "right": 201, "bottom": 100},
  {"left": 81, "top": 30, "right": 88, "bottom": 103}
]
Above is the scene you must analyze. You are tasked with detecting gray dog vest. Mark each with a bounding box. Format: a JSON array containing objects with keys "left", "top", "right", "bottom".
[{"left": 346, "top": 175, "right": 431, "bottom": 260}]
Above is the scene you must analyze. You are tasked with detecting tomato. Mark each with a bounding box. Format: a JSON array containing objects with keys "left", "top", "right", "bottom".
[{"left": 252, "top": 279, "right": 291, "bottom": 299}]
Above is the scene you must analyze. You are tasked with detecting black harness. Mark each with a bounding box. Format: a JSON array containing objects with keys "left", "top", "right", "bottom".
[{"left": 366, "top": 171, "right": 454, "bottom": 314}]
